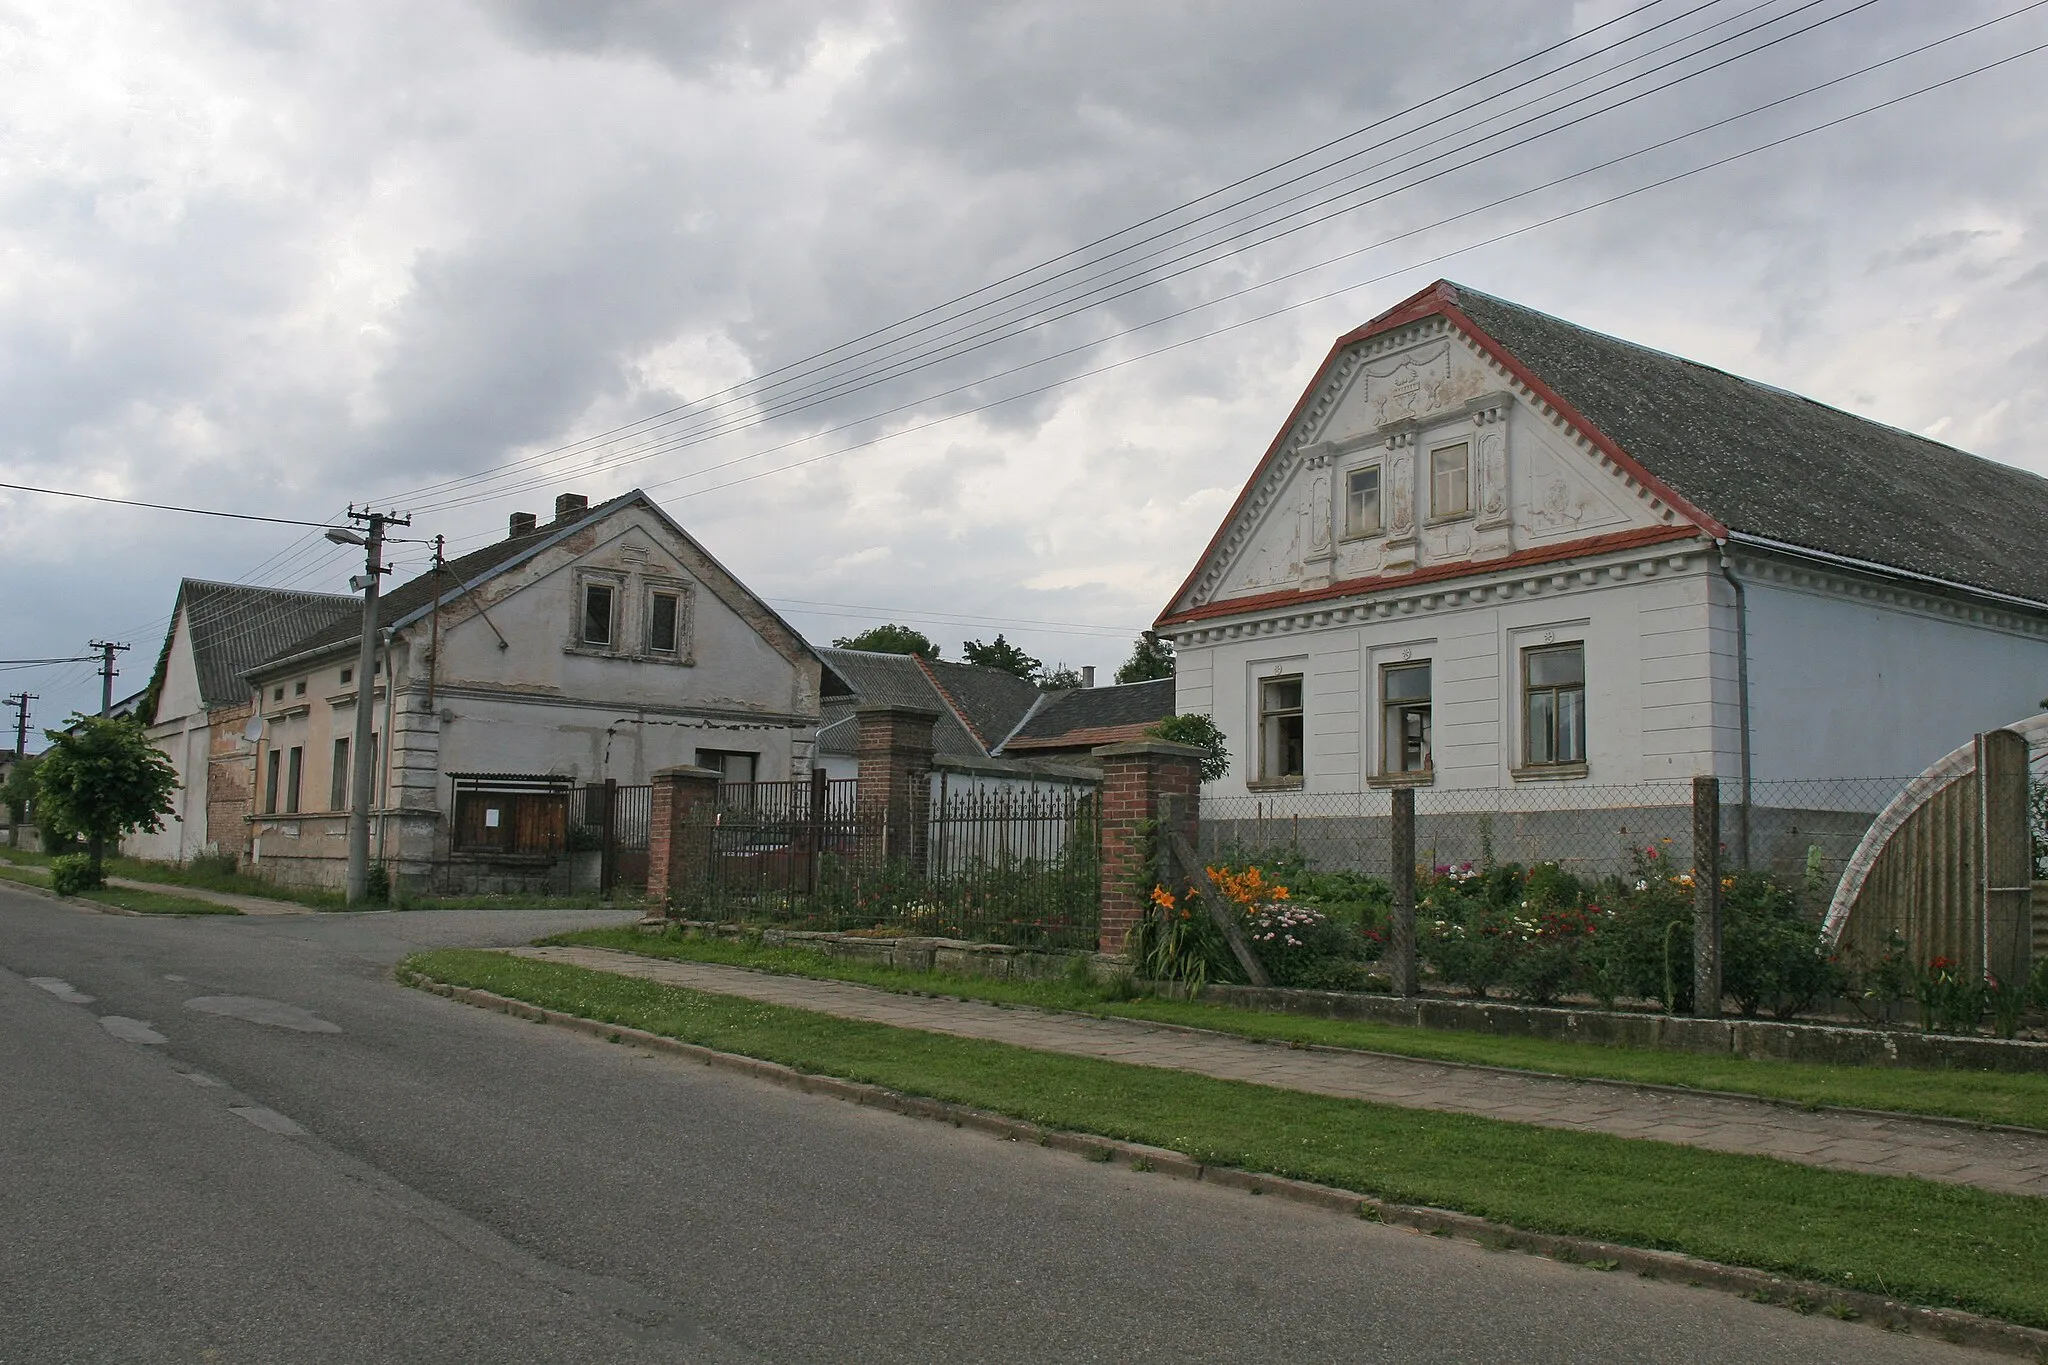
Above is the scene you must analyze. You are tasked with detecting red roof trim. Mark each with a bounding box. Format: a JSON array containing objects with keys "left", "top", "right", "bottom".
[
  {"left": 1155, "top": 280, "right": 1725, "bottom": 626},
  {"left": 1156, "top": 524, "right": 1700, "bottom": 626},
  {"left": 1004, "top": 721, "right": 1154, "bottom": 752},
  {"left": 1437, "top": 301, "right": 1726, "bottom": 539}
]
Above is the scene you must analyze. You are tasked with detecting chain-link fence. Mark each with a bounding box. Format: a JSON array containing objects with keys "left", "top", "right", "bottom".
[{"left": 1200, "top": 777, "right": 1910, "bottom": 901}]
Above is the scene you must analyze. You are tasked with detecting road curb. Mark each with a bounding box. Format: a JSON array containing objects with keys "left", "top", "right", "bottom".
[{"left": 403, "top": 969, "right": 2048, "bottom": 1360}]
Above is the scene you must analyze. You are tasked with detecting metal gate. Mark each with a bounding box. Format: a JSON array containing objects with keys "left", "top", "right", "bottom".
[{"left": 568, "top": 781, "right": 654, "bottom": 894}]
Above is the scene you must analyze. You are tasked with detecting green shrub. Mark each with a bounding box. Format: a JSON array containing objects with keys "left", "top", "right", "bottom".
[
  {"left": 188, "top": 851, "right": 240, "bottom": 878},
  {"left": 49, "top": 853, "right": 101, "bottom": 896}
]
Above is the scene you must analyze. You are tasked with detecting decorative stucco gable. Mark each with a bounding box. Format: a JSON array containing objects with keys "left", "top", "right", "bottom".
[{"left": 1166, "top": 292, "right": 1707, "bottom": 624}]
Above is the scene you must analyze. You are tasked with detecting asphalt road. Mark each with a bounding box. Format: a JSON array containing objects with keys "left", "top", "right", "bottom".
[{"left": 0, "top": 885, "right": 1998, "bottom": 1363}]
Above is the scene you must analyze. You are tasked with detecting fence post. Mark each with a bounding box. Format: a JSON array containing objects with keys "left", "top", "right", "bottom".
[
  {"left": 1094, "top": 739, "right": 1204, "bottom": 955},
  {"left": 806, "top": 767, "right": 828, "bottom": 894},
  {"left": 646, "top": 764, "right": 723, "bottom": 917},
  {"left": 1692, "top": 775, "right": 1722, "bottom": 1017},
  {"left": 855, "top": 705, "right": 939, "bottom": 870},
  {"left": 1979, "top": 729, "right": 2033, "bottom": 988},
  {"left": 599, "top": 777, "right": 619, "bottom": 896},
  {"left": 1388, "top": 787, "right": 1418, "bottom": 996}
]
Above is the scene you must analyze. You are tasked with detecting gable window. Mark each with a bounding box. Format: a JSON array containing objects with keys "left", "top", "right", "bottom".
[
  {"left": 1523, "top": 643, "right": 1587, "bottom": 767},
  {"left": 264, "top": 749, "right": 282, "bottom": 814},
  {"left": 648, "top": 590, "right": 681, "bottom": 655},
  {"left": 582, "top": 583, "right": 615, "bottom": 647},
  {"left": 1257, "top": 676, "right": 1305, "bottom": 785},
  {"left": 294, "top": 680, "right": 306, "bottom": 697},
  {"left": 1381, "top": 662, "right": 1432, "bottom": 775},
  {"left": 1430, "top": 442, "right": 1471, "bottom": 520},
  {"left": 339, "top": 668, "right": 352, "bottom": 686},
  {"left": 331, "top": 737, "right": 350, "bottom": 811},
  {"left": 1344, "top": 465, "right": 1382, "bottom": 538},
  {"left": 272, "top": 686, "right": 284, "bottom": 703}
]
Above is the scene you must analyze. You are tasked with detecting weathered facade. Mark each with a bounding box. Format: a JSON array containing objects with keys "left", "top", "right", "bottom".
[
  {"left": 1157, "top": 281, "right": 2048, "bottom": 800},
  {"left": 241, "top": 490, "right": 827, "bottom": 891},
  {"left": 128, "top": 581, "right": 357, "bottom": 862}
]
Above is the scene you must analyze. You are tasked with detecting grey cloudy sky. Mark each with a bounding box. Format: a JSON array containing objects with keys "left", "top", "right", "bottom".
[{"left": 4, "top": 0, "right": 2046, "bottom": 726}]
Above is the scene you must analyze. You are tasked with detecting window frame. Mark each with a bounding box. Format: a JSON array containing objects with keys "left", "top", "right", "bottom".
[
  {"left": 331, "top": 736, "right": 350, "bottom": 812},
  {"left": 1428, "top": 440, "right": 1473, "bottom": 522},
  {"left": 1342, "top": 463, "right": 1383, "bottom": 539},
  {"left": 1254, "top": 674, "right": 1306, "bottom": 788},
  {"left": 581, "top": 581, "right": 617, "bottom": 648},
  {"left": 1520, "top": 642, "right": 1588, "bottom": 771},
  {"left": 695, "top": 749, "right": 758, "bottom": 785},
  {"left": 1379, "top": 660, "right": 1433, "bottom": 777},
  {"left": 264, "top": 748, "right": 281, "bottom": 814},
  {"left": 284, "top": 745, "right": 304, "bottom": 815},
  {"left": 647, "top": 588, "right": 682, "bottom": 655}
]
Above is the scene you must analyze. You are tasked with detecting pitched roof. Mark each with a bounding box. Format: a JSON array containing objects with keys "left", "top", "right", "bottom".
[
  {"left": 1162, "top": 280, "right": 2048, "bottom": 623},
  {"left": 256, "top": 489, "right": 821, "bottom": 676},
  {"left": 1003, "top": 676, "right": 1176, "bottom": 752},
  {"left": 174, "top": 580, "right": 358, "bottom": 710},
  {"left": 813, "top": 648, "right": 1045, "bottom": 761},
  {"left": 1444, "top": 284, "right": 2048, "bottom": 605},
  {"left": 262, "top": 494, "right": 620, "bottom": 665}
]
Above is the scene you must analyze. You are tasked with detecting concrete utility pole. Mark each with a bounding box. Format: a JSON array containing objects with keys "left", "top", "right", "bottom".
[
  {"left": 88, "top": 641, "right": 130, "bottom": 717},
  {"left": 331, "top": 507, "right": 411, "bottom": 906},
  {"left": 5, "top": 692, "right": 32, "bottom": 759}
]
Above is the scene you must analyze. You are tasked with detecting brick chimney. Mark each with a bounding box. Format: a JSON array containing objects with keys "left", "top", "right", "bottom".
[
  {"left": 509, "top": 511, "right": 538, "bottom": 537},
  {"left": 554, "top": 493, "right": 589, "bottom": 522}
]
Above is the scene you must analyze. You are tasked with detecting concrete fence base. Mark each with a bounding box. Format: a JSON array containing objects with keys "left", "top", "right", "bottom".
[{"left": 1198, "top": 982, "right": 2048, "bottom": 1074}]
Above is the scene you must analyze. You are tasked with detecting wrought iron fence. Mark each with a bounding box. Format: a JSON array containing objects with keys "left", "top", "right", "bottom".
[
  {"left": 1199, "top": 777, "right": 1911, "bottom": 901},
  {"left": 565, "top": 782, "right": 653, "bottom": 893},
  {"left": 680, "top": 774, "right": 1100, "bottom": 949}
]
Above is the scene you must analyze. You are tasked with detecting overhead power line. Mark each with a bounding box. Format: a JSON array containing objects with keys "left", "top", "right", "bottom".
[{"left": 0, "top": 480, "right": 342, "bottom": 529}]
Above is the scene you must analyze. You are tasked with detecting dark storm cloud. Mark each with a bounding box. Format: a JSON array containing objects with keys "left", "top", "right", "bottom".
[{"left": 2, "top": 0, "right": 2046, "bottom": 723}]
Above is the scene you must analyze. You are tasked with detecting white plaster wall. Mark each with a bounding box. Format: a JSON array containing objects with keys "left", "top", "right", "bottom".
[
  {"left": 432, "top": 695, "right": 798, "bottom": 788},
  {"left": 1180, "top": 560, "right": 1732, "bottom": 796},
  {"left": 1742, "top": 574, "right": 2048, "bottom": 781},
  {"left": 131, "top": 612, "right": 210, "bottom": 862}
]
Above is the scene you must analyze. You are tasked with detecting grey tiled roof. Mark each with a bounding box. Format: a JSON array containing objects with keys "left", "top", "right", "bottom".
[
  {"left": 812, "top": 648, "right": 1045, "bottom": 760},
  {"left": 177, "top": 580, "right": 358, "bottom": 709},
  {"left": 262, "top": 495, "right": 622, "bottom": 665},
  {"left": 1450, "top": 284, "right": 2048, "bottom": 604},
  {"left": 1005, "top": 677, "right": 1176, "bottom": 749}
]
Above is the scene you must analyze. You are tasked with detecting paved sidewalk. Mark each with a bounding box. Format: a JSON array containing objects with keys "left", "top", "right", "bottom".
[{"left": 518, "top": 945, "right": 2048, "bottom": 1199}]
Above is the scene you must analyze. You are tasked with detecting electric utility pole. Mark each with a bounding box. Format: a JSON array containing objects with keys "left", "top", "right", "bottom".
[
  {"left": 89, "top": 640, "right": 130, "bottom": 717},
  {"left": 331, "top": 506, "right": 411, "bottom": 906},
  {"left": 5, "top": 692, "right": 32, "bottom": 759}
]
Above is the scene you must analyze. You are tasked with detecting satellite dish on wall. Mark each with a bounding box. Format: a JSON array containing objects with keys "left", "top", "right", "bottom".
[{"left": 242, "top": 713, "right": 265, "bottom": 744}]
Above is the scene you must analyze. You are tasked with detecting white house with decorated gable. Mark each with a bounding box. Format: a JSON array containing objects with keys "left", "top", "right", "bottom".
[{"left": 1154, "top": 281, "right": 2048, "bottom": 830}]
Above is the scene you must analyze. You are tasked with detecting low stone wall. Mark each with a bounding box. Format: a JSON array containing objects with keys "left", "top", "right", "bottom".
[
  {"left": 663, "top": 921, "right": 1112, "bottom": 982},
  {"left": 1201, "top": 983, "right": 2048, "bottom": 1075}
]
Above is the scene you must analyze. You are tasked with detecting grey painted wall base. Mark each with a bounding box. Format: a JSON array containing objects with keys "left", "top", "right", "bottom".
[{"left": 1199, "top": 982, "right": 2048, "bottom": 1074}]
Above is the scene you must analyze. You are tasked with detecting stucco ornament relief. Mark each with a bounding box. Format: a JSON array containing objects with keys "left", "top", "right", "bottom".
[
  {"left": 1308, "top": 472, "right": 1332, "bottom": 553},
  {"left": 1478, "top": 432, "right": 1507, "bottom": 518},
  {"left": 1389, "top": 451, "right": 1415, "bottom": 533}
]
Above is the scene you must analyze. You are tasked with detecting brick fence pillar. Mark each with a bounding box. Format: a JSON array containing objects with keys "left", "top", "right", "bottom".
[
  {"left": 855, "top": 705, "right": 939, "bottom": 868},
  {"left": 1093, "top": 739, "right": 1205, "bottom": 955},
  {"left": 646, "top": 764, "right": 723, "bottom": 915}
]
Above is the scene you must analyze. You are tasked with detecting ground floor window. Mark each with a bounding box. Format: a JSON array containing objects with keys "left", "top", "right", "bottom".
[
  {"left": 1381, "top": 661, "right": 1432, "bottom": 774},
  {"left": 1523, "top": 643, "right": 1586, "bottom": 767},
  {"left": 697, "top": 749, "right": 758, "bottom": 785},
  {"left": 1257, "top": 676, "right": 1304, "bottom": 784}
]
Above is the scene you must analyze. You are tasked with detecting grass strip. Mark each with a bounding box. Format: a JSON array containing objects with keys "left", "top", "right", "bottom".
[
  {"left": 408, "top": 946, "right": 2048, "bottom": 1328},
  {"left": 545, "top": 927, "right": 2048, "bottom": 1133},
  {"left": 0, "top": 863, "right": 240, "bottom": 914}
]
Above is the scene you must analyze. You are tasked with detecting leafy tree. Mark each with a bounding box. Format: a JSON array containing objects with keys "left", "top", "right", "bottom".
[
  {"left": 961, "top": 633, "right": 1041, "bottom": 682},
  {"left": 1, "top": 753, "right": 37, "bottom": 825},
  {"left": 1039, "top": 663, "right": 1086, "bottom": 690},
  {"left": 34, "top": 716, "right": 178, "bottom": 885},
  {"left": 1116, "top": 633, "right": 1175, "bottom": 683},
  {"left": 832, "top": 624, "right": 941, "bottom": 659},
  {"left": 1145, "top": 713, "right": 1230, "bottom": 782}
]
